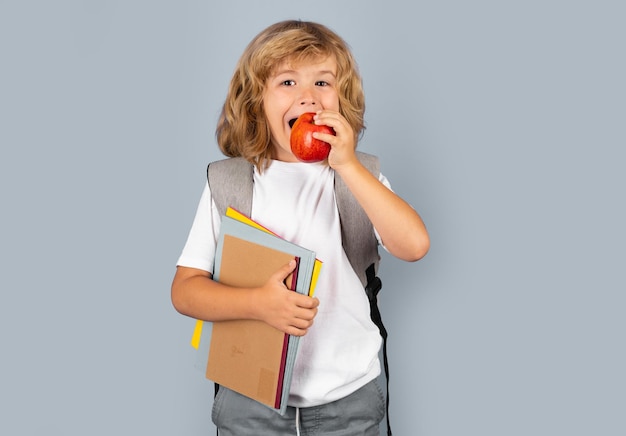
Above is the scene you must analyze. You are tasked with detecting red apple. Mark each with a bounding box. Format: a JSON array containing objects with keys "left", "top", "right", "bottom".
[{"left": 290, "top": 112, "right": 335, "bottom": 163}]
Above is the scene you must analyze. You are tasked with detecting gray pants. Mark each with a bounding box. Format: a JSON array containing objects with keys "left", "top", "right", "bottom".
[{"left": 212, "top": 379, "right": 386, "bottom": 435}]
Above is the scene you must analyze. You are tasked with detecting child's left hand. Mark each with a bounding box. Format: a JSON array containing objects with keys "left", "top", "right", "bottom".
[{"left": 312, "top": 110, "right": 357, "bottom": 169}]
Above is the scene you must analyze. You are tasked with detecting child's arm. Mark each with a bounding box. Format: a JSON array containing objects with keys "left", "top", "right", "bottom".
[
  {"left": 314, "top": 111, "right": 430, "bottom": 262},
  {"left": 333, "top": 161, "right": 429, "bottom": 261},
  {"left": 171, "top": 260, "right": 319, "bottom": 336}
]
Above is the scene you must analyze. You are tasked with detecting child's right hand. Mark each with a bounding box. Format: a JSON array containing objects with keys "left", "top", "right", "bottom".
[{"left": 253, "top": 259, "right": 320, "bottom": 336}]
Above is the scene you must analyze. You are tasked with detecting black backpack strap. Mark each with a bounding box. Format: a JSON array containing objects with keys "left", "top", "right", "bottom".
[{"left": 365, "top": 263, "right": 392, "bottom": 435}]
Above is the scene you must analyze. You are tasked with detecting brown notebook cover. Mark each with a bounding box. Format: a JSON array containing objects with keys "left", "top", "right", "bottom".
[{"left": 206, "top": 235, "right": 297, "bottom": 409}]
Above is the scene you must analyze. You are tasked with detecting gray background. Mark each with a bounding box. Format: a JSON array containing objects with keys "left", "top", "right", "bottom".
[{"left": 1, "top": 1, "right": 624, "bottom": 435}]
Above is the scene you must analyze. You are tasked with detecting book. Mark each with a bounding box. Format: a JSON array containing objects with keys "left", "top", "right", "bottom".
[
  {"left": 195, "top": 213, "right": 320, "bottom": 415},
  {"left": 223, "top": 207, "right": 323, "bottom": 298},
  {"left": 207, "top": 234, "right": 298, "bottom": 411}
]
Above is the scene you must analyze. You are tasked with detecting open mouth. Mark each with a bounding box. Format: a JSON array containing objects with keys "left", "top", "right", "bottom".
[{"left": 288, "top": 118, "right": 298, "bottom": 129}]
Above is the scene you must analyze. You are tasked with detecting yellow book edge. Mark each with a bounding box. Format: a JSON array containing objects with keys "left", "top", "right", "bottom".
[{"left": 190, "top": 207, "right": 322, "bottom": 349}]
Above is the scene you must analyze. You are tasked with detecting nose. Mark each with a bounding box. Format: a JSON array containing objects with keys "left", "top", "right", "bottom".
[{"left": 299, "top": 86, "right": 317, "bottom": 106}]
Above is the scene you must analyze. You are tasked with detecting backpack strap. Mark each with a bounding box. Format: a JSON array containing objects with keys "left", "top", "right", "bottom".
[
  {"left": 366, "top": 263, "right": 391, "bottom": 435},
  {"left": 207, "top": 157, "right": 254, "bottom": 216},
  {"left": 333, "top": 152, "right": 381, "bottom": 287}
]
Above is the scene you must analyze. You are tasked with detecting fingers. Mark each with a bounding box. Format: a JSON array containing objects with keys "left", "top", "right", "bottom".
[
  {"left": 313, "top": 111, "right": 350, "bottom": 139},
  {"left": 294, "top": 296, "right": 319, "bottom": 318},
  {"left": 286, "top": 295, "right": 319, "bottom": 336},
  {"left": 268, "top": 259, "right": 298, "bottom": 290},
  {"left": 287, "top": 291, "right": 319, "bottom": 336},
  {"left": 285, "top": 301, "right": 319, "bottom": 336},
  {"left": 312, "top": 111, "right": 356, "bottom": 167},
  {"left": 313, "top": 110, "right": 344, "bottom": 126},
  {"left": 274, "top": 259, "right": 297, "bottom": 283}
]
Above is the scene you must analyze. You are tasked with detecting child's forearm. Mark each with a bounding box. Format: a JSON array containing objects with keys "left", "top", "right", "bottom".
[
  {"left": 334, "top": 159, "right": 430, "bottom": 262},
  {"left": 171, "top": 267, "right": 260, "bottom": 322},
  {"left": 171, "top": 264, "right": 319, "bottom": 336}
]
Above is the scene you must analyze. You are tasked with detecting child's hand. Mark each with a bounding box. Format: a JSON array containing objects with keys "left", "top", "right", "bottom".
[
  {"left": 312, "top": 110, "right": 357, "bottom": 169},
  {"left": 254, "top": 260, "right": 320, "bottom": 336}
]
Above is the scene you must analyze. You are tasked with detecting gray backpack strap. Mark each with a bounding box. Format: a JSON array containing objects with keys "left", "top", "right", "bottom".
[
  {"left": 207, "top": 157, "right": 254, "bottom": 217},
  {"left": 334, "top": 151, "right": 381, "bottom": 288}
]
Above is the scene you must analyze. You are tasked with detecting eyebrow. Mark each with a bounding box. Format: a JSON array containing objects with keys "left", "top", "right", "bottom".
[{"left": 273, "top": 69, "right": 337, "bottom": 77}]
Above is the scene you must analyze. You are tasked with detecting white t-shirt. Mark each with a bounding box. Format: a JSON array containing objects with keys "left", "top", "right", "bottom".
[{"left": 177, "top": 159, "right": 391, "bottom": 407}]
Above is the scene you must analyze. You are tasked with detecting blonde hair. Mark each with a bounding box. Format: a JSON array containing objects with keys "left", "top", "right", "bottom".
[{"left": 216, "top": 20, "right": 365, "bottom": 170}]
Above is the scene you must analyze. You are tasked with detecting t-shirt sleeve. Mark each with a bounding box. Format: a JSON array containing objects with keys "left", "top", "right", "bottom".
[
  {"left": 176, "top": 182, "right": 221, "bottom": 272},
  {"left": 378, "top": 172, "right": 392, "bottom": 190},
  {"left": 373, "top": 172, "right": 393, "bottom": 250}
]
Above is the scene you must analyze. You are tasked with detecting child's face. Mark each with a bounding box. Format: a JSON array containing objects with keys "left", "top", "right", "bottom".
[{"left": 263, "top": 55, "right": 340, "bottom": 162}]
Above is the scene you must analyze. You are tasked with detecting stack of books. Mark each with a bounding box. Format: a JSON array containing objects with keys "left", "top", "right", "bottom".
[{"left": 190, "top": 208, "right": 322, "bottom": 415}]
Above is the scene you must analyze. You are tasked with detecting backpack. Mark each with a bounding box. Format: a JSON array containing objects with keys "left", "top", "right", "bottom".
[{"left": 207, "top": 151, "right": 392, "bottom": 435}]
